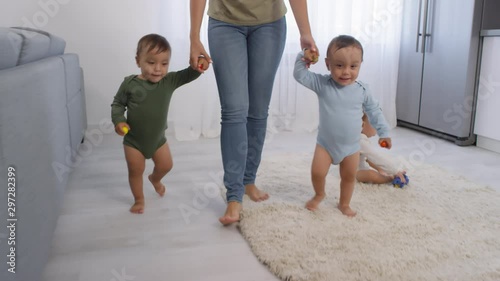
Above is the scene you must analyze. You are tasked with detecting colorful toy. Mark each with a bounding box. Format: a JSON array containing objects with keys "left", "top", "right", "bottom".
[
  {"left": 122, "top": 127, "right": 129, "bottom": 134},
  {"left": 393, "top": 174, "right": 409, "bottom": 188},
  {"left": 311, "top": 53, "right": 319, "bottom": 63},
  {"left": 304, "top": 48, "right": 319, "bottom": 63},
  {"left": 380, "top": 140, "right": 388, "bottom": 148},
  {"left": 198, "top": 57, "right": 209, "bottom": 71}
]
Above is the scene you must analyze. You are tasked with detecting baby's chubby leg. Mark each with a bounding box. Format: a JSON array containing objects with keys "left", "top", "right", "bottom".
[
  {"left": 149, "top": 143, "right": 173, "bottom": 197},
  {"left": 306, "top": 144, "right": 332, "bottom": 211},
  {"left": 338, "top": 152, "right": 360, "bottom": 217},
  {"left": 124, "top": 145, "right": 147, "bottom": 214},
  {"left": 356, "top": 169, "right": 393, "bottom": 184}
]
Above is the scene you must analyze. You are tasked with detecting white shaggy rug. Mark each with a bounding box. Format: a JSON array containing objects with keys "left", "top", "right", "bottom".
[{"left": 234, "top": 153, "right": 500, "bottom": 281}]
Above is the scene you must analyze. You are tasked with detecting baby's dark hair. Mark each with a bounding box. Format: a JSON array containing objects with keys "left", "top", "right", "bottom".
[
  {"left": 326, "top": 35, "right": 364, "bottom": 61},
  {"left": 136, "top": 34, "right": 171, "bottom": 57}
]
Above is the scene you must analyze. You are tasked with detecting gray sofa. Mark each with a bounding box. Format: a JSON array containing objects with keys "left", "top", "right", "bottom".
[{"left": 0, "top": 27, "right": 87, "bottom": 281}]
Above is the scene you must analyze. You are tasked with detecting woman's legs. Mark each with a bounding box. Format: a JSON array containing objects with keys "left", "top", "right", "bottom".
[
  {"left": 208, "top": 19, "right": 250, "bottom": 224},
  {"left": 208, "top": 19, "right": 250, "bottom": 206},
  {"left": 208, "top": 18, "right": 286, "bottom": 205},
  {"left": 244, "top": 17, "right": 286, "bottom": 200}
]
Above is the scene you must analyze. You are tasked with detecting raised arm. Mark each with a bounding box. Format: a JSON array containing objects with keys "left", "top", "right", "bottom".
[
  {"left": 289, "top": 0, "right": 318, "bottom": 53},
  {"left": 293, "top": 51, "right": 322, "bottom": 94},
  {"left": 189, "top": 0, "right": 211, "bottom": 71}
]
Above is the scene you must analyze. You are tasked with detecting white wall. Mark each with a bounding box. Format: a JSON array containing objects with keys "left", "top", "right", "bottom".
[
  {"left": 1, "top": 0, "right": 168, "bottom": 126},
  {"left": 474, "top": 36, "right": 500, "bottom": 153},
  {"left": 0, "top": 1, "right": 34, "bottom": 27}
]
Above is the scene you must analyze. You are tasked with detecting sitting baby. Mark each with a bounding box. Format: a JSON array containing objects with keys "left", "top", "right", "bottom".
[{"left": 357, "top": 113, "right": 408, "bottom": 187}]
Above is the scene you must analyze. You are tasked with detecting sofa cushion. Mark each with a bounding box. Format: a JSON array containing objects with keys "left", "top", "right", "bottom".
[
  {"left": 12, "top": 27, "right": 66, "bottom": 57},
  {"left": 0, "top": 27, "right": 66, "bottom": 70},
  {"left": 0, "top": 28, "right": 22, "bottom": 70}
]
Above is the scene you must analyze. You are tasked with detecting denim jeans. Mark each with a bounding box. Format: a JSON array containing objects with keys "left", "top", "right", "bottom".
[{"left": 208, "top": 17, "right": 286, "bottom": 203}]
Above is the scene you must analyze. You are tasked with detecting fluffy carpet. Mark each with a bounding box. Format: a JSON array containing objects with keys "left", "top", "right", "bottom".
[{"left": 234, "top": 153, "right": 500, "bottom": 281}]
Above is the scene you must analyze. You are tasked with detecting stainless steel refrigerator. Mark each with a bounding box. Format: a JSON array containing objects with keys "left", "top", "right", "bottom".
[{"left": 396, "top": 0, "right": 483, "bottom": 145}]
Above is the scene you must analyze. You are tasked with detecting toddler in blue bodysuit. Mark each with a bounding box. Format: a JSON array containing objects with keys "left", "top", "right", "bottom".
[{"left": 293, "top": 35, "right": 391, "bottom": 217}]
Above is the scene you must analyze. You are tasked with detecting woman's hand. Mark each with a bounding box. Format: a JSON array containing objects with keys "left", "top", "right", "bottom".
[
  {"left": 303, "top": 48, "right": 319, "bottom": 65},
  {"left": 300, "top": 34, "right": 318, "bottom": 67},
  {"left": 190, "top": 40, "right": 211, "bottom": 73}
]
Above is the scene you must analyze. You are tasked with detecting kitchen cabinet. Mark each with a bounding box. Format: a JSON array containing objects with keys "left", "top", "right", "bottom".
[
  {"left": 395, "top": 0, "right": 483, "bottom": 145},
  {"left": 482, "top": 0, "right": 500, "bottom": 30}
]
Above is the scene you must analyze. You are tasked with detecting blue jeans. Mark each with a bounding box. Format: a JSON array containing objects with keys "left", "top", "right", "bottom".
[{"left": 208, "top": 17, "right": 286, "bottom": 203}]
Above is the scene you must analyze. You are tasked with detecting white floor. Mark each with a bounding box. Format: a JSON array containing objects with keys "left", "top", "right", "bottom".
[{"left": 42, "top": 127, "right": 500, "bottom": 281}]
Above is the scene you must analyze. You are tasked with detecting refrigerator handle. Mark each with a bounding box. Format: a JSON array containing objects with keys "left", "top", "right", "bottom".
[
  {"left": 415, "top": 0, "right": 423, "bottom": 52},
  {"left": 421, "top": 0, "right": 430, "bottom": 53}
]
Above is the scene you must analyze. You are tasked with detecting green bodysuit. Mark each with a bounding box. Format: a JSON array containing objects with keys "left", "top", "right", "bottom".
[{"left": 111, "top": 67, "right": 201, "bottom": 159}]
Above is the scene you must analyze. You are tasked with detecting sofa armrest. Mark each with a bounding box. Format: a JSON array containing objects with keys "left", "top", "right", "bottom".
[{"left": 0, "top": 27, "right": 66, "bottom": 70}]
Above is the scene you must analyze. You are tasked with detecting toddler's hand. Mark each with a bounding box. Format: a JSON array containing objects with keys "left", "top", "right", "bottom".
[
  {"left": 197, "top": 56, "right": 210, "bottom": 72},
  {"left": 379, "top": 138, "right": 392, "bottom": 149},
  {"left": 115, "top": 122, "right": 130, "bottom": 136},
  {"left": 303, "top": 48, "right": 319, "bottom": 66},
  {"left": 394, "top": 171, "right": 407, "bottom": 184},
  {"left": 190, "top": 40, "right": 211, "bottom": 71}
]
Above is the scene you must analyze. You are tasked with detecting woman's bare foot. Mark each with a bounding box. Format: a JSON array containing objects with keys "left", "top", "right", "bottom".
[
  {"left": 219, "top": 201, "right": 242, "bottom": 226},
  {"left": 338, "top": 204, "right": 357, "bottom": 217},
  {"left": 245, "top": 184, "right": 269, "bottom": 202},
  {"left": 130, "top": 198, "right": 145, "bottom": 214},
  {"left": 305, "top": 194, "right": 325, "bottom": 211},
  {"left": 148, "top": 175, "right": 166, "bottom": 197}
]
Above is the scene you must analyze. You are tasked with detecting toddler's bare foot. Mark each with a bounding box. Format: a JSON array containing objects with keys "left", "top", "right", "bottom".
[
  {"left": 338, "top": 204, "right": 357, "bottom": 217},
  {"left": 245, "top": 184, "right": 269, "bottom": 202},
  {"left": 130, "top": 199, "right": 145, "bottom": 214},
  {"left": 219, "top": 201, "right": 242, "bottom": 226},
  {"left": 306, "top": 194, "right": 325, "bottom": 211},
  {"left": 148, "top": 175, "right": 166, "bottom": 197}
]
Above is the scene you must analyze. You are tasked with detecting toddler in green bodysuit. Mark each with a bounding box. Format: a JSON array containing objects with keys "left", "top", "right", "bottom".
[{"left": 111, "top": 34, "right": 209, "bottom": 214}]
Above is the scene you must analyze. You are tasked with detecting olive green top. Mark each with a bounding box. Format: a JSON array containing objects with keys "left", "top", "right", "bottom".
[
  {"left": 111, "top": 67, "right": 201, "bottom": 158},
  {"left": 208, "top": 0, "right": 287, "bottom": 26}
]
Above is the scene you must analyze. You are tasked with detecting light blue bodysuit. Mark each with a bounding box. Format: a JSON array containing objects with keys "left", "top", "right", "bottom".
[{"left": 293, "top": 52, "right": 390, "bottom": 164}]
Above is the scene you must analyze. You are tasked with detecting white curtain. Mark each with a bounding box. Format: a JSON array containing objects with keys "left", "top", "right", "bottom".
[{"left": 163, "top": 0, "right": 403, "bottom": 141}]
